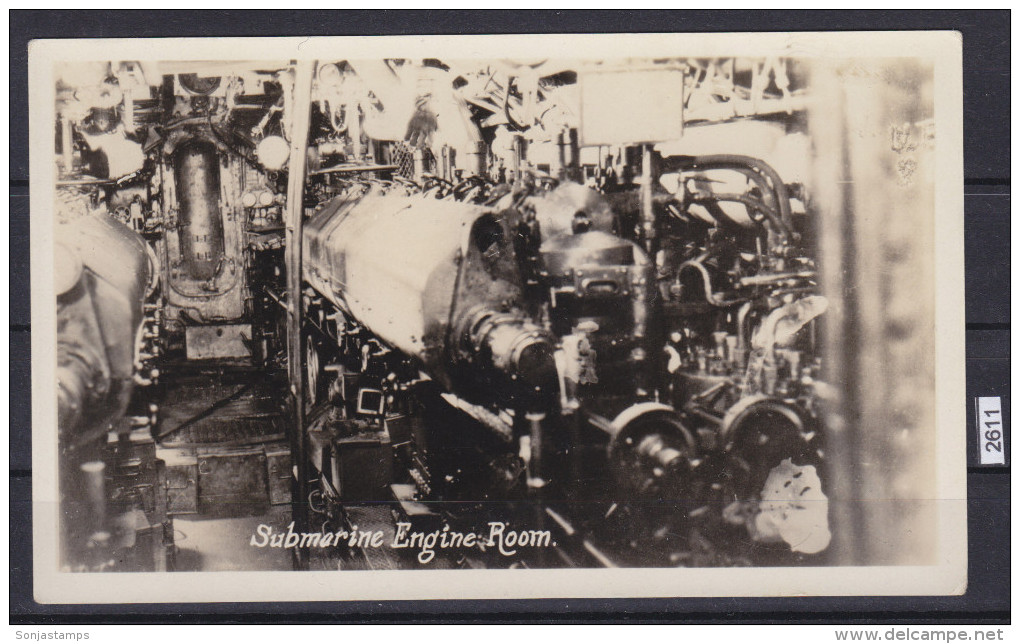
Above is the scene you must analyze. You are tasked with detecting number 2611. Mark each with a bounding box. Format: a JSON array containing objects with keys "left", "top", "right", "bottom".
[{"left": 983, "top": 409, "right": 1003, "bottom": 454}]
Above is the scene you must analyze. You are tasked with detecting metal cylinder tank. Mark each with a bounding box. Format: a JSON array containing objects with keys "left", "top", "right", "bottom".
[
  {"left": 304, "top": 189, "right": 510, "bottom": 364},
  {"left": 174, "top": 140, "right": 225, "bottom": 281},
  {"left": 303, "top": 188, "right": 558, "bottom": 405}
]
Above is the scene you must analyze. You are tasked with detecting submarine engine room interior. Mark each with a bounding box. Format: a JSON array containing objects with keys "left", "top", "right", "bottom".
[{"left": 52, "top": 55, "right": 938, "bottom": 572}]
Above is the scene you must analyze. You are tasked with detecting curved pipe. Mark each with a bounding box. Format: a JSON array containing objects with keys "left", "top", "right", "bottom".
[
  {"left": 677, "top": 259, "right": 747, "bottom": 307},
  {"left": 690, "top": 193, "right": 792, "bottom": 241},
  {"left": 662, "top": 154, "right": 794, "bottom": 239}
]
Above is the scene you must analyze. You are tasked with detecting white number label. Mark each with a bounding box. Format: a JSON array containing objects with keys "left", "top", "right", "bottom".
[{"left": 976, "top": 397, "right": 1006, "bottom": 465}]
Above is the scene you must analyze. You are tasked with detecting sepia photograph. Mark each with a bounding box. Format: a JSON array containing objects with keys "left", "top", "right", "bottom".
[{"left": 29, "top": 31, "right": 967, "bottom": 602}]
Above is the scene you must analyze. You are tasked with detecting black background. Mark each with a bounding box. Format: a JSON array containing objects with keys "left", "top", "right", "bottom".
[{"left": 9, "top": 9, "right": 1010, "bottom": 624}]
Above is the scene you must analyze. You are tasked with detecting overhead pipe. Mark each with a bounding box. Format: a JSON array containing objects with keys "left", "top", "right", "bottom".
[{"left": 661, "top": 153, "right": 795, "bottom": 240}]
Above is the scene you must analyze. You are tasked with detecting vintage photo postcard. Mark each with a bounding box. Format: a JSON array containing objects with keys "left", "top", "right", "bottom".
[{"left": 29, "top": 31, "right": 966, "bottom": 603}]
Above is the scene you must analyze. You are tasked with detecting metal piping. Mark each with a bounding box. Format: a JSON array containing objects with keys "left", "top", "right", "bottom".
[
  {"left": 284, "top": 60, "right": 316, "bottom": 571},
  {"left": 662, "top": 153, "right": 795, "bottom": 240}
]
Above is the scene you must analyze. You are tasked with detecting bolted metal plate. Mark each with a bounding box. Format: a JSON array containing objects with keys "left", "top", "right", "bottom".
[
  {"left": 197, "top": 449, "right": 269, "bottom": 516},
  {"left": 163, "top": 449, "right": 199, "bottom": 515},
  {"left": 265, "top": 446, "right": 293, "bottom": 506},
  {"left": 185, "top": 324, "right": 252, "bottom": 360},
  {"left": 334, "top": 428, "right": 393, "bottom": 503}
]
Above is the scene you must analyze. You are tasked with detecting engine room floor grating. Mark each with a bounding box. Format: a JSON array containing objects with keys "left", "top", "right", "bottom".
[{"left": 157, "top": 372, "right": 286, "bottom": 446}]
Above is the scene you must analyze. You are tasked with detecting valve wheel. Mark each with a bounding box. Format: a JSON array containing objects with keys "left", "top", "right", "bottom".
[{"left": 720, "top": 397, "right": 819, "bottom": 503}]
